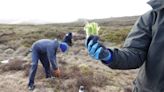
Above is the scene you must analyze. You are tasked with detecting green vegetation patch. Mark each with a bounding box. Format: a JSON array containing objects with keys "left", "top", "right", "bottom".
[{"left": 100, "top": 28, "right": 131, "bottom": 43}]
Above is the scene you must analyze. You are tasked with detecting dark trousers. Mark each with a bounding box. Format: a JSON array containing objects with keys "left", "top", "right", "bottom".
[{"left": 28, "top": 45, "right": 51, "bottom": 86}]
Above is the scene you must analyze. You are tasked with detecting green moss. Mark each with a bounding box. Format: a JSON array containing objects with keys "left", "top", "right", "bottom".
[
  {"left": 78, "top": 64, "right": 93, "bottom": 76},
  {"left": 44, "top": 31, "right": 57, "bottom": 38},
  {"left": 101, "top": 28, "right": 131, "bottom": 43},
  {"left": 21, "top": 32, "right": 46, "bottom": 47}
]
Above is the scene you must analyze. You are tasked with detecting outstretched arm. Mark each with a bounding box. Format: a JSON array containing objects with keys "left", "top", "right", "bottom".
[
  {"left": 105, "top": 11, "right": 154, "bottom": 69},
  {"left": 86, "top": 11, "right": 155, "bottom": 69}
]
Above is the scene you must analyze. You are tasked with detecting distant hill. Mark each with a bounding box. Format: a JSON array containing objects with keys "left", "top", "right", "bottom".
[
  {"left": 89, "top": 16, "right": 139, "bottom": 26},
  {"left": 48, "top": 16, "right": 139, "bottom": 27},
  {"left": 0, "top": 16, "right": 139, "bottom": 27}
]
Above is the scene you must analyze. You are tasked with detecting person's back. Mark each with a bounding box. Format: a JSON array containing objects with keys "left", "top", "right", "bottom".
[{"left": 32, "top": 39, "right": 59, "bottom": 54}]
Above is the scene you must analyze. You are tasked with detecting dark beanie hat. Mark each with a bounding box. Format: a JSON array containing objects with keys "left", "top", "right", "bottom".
[{"left": 63, "top": 32, "right": 72, "bottom": 46}]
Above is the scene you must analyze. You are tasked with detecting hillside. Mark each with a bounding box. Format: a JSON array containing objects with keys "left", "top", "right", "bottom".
[
  {"left": 0, "top": 16, "right": 139, "bottom": 92},
  {"left": 30, "top": 16, "right": 138, "bottom": 27}
]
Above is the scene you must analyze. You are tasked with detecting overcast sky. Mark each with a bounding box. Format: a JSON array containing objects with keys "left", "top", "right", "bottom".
[{"left": 0, "top": 0, "right": 151, "bottom": 23}]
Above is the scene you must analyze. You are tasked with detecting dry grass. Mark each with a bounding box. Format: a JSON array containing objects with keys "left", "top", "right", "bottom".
[
  {"left": 0, "top": 21, "right": 136, "bottom": 92},
  {"left": 11, "top": 57, "right": 112, "bottom": 92},
  {"left": 0, "top": 57, "right": 27, "bottom": 72},
  {"left": 41, "top": 62, "right": 111, "bottom": 92},
  {"left": 0, "top": 57, "right": 46, "bottom": 80}
]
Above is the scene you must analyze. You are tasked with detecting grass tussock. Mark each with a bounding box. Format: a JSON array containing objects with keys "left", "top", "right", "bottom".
[
  {"left": 101, "top": 28, "right": 131, "bottom": 43},
  {"left": 0, "top": 57, "right": 28, "bottom": 72},
  {"left": 12, "top": 58, "right": 111, "bottom": 91},
  {"left": 43, "top": 62, "right": 110, "bottom": 92}
]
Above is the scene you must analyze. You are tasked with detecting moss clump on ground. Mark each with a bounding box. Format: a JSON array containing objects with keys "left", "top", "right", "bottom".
[{"left": 100, "top": 28, "right": 131, "bottom": 43}]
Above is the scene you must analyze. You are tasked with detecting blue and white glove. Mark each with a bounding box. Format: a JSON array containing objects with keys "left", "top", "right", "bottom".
[{"left": 85, "top": 35, "right": 112, "bottom": 63}]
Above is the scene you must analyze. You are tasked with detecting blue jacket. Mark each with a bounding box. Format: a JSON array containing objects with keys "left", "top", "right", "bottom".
[{"left": 32, "top": 39, "right": 59, "bottom": 69}]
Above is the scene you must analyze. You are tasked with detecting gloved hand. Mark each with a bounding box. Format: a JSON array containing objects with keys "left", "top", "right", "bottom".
[
  {"left": 54, "top": 68, "right": 61, "bottom": 77},
  {"left": 85, "top": 35, "right": 112, "bottom": 62}
]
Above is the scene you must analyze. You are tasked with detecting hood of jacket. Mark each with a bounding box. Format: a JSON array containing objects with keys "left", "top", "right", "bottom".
[{"left": 148, "top": 0, "right": 164, "bottom": 10}]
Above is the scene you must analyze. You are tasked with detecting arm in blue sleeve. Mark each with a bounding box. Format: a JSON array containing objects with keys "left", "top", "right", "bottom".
[{"left": 47, "top": 48, "right": 58, "bottom": 70}]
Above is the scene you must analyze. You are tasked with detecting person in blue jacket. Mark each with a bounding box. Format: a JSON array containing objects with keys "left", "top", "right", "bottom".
[{"left": 28, "top": 33, "right": 72, "bottom": 90}]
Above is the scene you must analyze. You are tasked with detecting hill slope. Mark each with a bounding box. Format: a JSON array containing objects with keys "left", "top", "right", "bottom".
[{"left": 0, "top": 16, "right": 139, "bottom": 92}]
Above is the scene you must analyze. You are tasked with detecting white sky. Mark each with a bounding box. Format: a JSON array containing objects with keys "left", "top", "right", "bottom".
[{"left": 0, "top": 0, "right": 151, "bottom": 23}]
